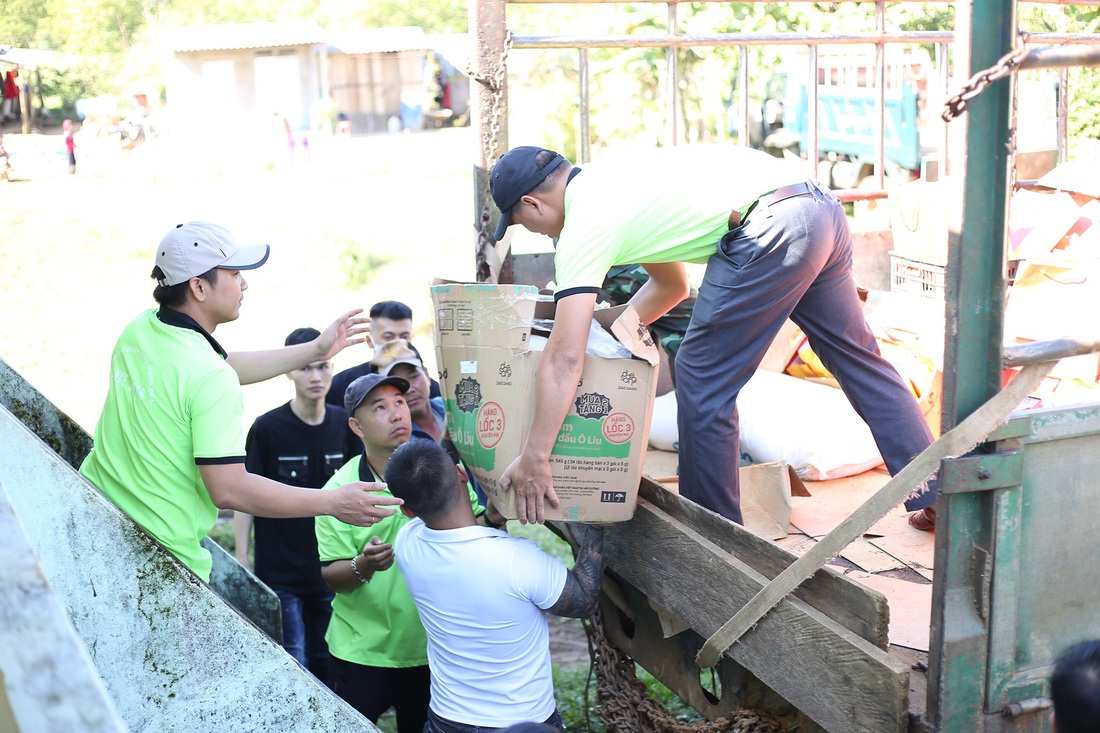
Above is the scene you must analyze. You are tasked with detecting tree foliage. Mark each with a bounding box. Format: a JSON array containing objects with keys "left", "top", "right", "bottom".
[
  {"left": 506, "top": 1, "right": 1098, "bottom": 160},
  {"left": 1, "top": 0, "right": 1097, "bottom": 150}
]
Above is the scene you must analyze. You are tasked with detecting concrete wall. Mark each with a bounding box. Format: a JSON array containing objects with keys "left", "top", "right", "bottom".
[
  {"left": 0, "top": 483, "right": 126, "bottom": 733},
  {"left": 0, "top": 358, "right": 282, "bottom": 641},
  {"left": 166, "top": 45, "right": 321, "bottom": 135},
  {"left": 0, "top": 358, "right": 377, "bottom": 732},
  {"left": 0, "top": 405, "right": 376, "bottom": 732}
]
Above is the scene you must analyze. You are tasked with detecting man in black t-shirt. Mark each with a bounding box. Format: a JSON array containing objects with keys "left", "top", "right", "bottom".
[
  {"left": 327, "top": 300, "right": 441, "bottom": 409},
  {"left": 236, "top": 327, "right": 360, "bottom": 684}
]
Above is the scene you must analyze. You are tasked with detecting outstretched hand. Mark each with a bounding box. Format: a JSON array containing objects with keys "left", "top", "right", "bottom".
[
  {"left": 332, "top": 481, "right": 402, "bottom": 526},
  {"left": 316, "top": 309, "right": 372, "bottom": 361},
  {"left": 500, "top": 452, "right": 560, "bottom": 525}
]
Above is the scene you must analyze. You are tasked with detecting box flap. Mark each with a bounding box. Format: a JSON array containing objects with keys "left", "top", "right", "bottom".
[
  {"left": 1037, "top": 160, "right": 1100, "bottom": 198},
  {"left": 740, "top": 461, "right": 811, "bottom": 540},
  {"left": 597, "top": 305, "right": 660, "bottom": 366},
  {"left": 1010, "top": 190, "right": 1084, "bottom": 260},
  {"left": 1064, "top": 198, "right": 1100, "bottom": 259},
  {"left": 1005, "top": 259, "right": 1100, "bottom": 342}
]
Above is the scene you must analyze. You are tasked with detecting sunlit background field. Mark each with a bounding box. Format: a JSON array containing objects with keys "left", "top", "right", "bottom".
[{"left": 2, "top": 126, "right": 486, "bottom": 432}]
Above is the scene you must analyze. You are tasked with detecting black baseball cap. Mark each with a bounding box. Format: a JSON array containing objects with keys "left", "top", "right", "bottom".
[
  {"left": 344, "top": 373, "right": 410, "bottom": 416},
  {"left": 490, "top": 146, "right": 566, "bottom": 241}
]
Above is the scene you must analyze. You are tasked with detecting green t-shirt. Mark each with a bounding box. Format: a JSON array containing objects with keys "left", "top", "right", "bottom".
[
  {"left": 554, "top": 145, "right": 807, "bottom": 294},
  {"left": 316, "top": 454, "right": 482, "bottom": 668},
  {"left": 80, "top": 309, "right": 246, "bottom": 582}
]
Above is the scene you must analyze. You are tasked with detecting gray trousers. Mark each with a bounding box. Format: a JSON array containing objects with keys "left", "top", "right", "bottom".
[{"left": 675, "top": 181, "right": 936, "bottom": 524}]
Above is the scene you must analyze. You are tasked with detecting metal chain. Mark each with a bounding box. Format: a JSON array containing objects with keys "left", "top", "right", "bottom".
[
  {"left": 942, "top": 33, "right": 1031, "bottom": 122},
  {"left": 581, "top": 609, "right": 790, "bottom": 733},
  {"left": 469, "top": 31, "right": 513, "bottom": 282}
]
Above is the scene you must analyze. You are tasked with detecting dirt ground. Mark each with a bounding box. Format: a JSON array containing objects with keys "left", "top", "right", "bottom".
[{"left": 549, "top": 616, "right": 593, "bottom": 669}]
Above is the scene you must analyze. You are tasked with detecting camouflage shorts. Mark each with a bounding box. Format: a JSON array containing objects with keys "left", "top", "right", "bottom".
[{"left": 603, "top": 264, "right": 697, "bottom": 383}]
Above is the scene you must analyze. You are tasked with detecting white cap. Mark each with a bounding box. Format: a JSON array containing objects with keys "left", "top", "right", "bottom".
[{"left": 154, "top": 221, "right": 270, "bottom": 286}]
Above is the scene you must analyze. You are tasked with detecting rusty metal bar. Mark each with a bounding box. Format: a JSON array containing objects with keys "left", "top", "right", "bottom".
[
  {"left": 1058, "top": 65, "right": 1069, "bottom": 163},
  {"left": 667, "top": 1, "right": 679, "bottom": 145},
  {"left": 873, "top": 2, "right": 886, "bottom": 187},
  {"left": 579, "top": 48, "right": 591, "bottom": 163},
  {"left": 1003, "top": 337, "right": 1100, "bottom": 368},
  {"left": 807, "top": 45, "right": 819, "bottom": 174},
  {"left": 937, "top": 41, "right": 951, "bottom": 178},
  {"left": 513, "top": 31, "right": 954, "bottom": 49},
  {"left": 834, "top": 188, "right": 887, "bottom": 202},
  {"left": 472, "top": 0, "right": 509, "bottom": 284},
  {"left": 507, "top": 0, "right": 1100, "bottom": 4},
  {"left": 1003, "top": 698, "right": 1053, "bottom": 719},
  {"left": 738, "top": 46, "right": 750, "bottom": 148},
  {"left": 511, "top": 32, "right": 1100, "bottom": 49},
  {"left": 1019, "top": 43, "right": 1100, "bottom": 69}
]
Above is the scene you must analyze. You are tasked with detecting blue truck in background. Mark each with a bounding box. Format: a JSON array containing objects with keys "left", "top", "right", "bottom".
[{"left": 740, "top": 47, "right": 932, "bottom": 186}]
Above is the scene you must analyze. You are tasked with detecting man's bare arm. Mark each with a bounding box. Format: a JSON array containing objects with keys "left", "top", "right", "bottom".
[
  {"left": 499, "top": 292, "right": 597, "bottom": 524},
  {"left": 200, "top": 463, "right": 401, "bottom": 526},
  {"left": 226, "top": 309, "right": 370, "bottom": 384},
  {"left": 633, "top": 262, "right": 691, "bottom": 325},
  {"left": 547, "top": 524, "right": 605, "bottom": 619}
]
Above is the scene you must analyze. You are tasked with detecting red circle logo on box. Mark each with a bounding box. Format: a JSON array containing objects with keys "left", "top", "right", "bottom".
[
  {"left": 602, "top": 411, "right": 634, "bottom": 444},
  {"left": 476, "top": 401, "right": 505, "bottom": 449}
]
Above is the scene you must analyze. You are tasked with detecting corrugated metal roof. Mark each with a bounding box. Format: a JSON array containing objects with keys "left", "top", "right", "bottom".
[
  {"left": 327, "top": 26, "right": 430, "bottom": 55},
  {"left": 171, "top": 21, "right": 326, "bottom": 53},
  {"left": 0, "top": 46, "right": 62, "bottom": 68}
]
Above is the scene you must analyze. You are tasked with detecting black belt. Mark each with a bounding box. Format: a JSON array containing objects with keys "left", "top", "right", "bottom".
[
  {"left": 730, "top": 181, "right": 816, "bottom": 229},
  {"left": 758, "top": 181, "right": 815, "bottom": 208}
]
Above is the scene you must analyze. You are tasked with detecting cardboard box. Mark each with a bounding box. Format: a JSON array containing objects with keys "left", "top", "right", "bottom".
[
  {"left": 740, "top": 462, "right": 810, "bottom": 541},
  {"left": 641, "top": 449, "right": 809, "bottom": 541},
  {"left": 431, "top": 282, "right": 659, "bottom": 522},
  {"left": 888, "top": 180, "right": 949, "bottom": 266}
]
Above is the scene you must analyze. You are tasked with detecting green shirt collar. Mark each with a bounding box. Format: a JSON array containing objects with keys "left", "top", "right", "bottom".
[{"left": 156, "top": 307, "right": 228, "bottom": 359}]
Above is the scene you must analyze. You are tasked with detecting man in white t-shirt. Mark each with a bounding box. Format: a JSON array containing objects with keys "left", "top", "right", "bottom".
[{"left": 385, "top": 439, "right": 606, "bottom": 733}]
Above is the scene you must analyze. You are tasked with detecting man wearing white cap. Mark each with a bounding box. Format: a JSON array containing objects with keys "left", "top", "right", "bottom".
[{"left": 80, "top": 221, "right": 402, "bottom": 583}]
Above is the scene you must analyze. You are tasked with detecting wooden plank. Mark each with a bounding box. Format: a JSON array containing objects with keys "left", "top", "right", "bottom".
[
  {"left": 640, "top": 478, "right": 891, "bottom": 649},
  {"left": 697, "top": 362, "right": 1054, "bottom": 669},
  {"left": 599, "top": 580, "right": 826, "bottom": 733},
  {"left": 606, "top": 498, "right": 910, "bottom": 733}
]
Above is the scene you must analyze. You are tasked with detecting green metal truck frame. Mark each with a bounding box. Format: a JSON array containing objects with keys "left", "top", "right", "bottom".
[{"left": 470, "top": 0, "right": 1100, "bottom": 730}]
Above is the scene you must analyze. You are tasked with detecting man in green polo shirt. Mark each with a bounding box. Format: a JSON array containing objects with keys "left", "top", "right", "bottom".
[
  {"left": 316, "top": 372, "right": 489, "bottom": 732},
  {"left": 489, "top": 145, "right": 937, "bottom": 529},
  {"left": 80, "top": 221, "right": 402, "bottom": 583}
]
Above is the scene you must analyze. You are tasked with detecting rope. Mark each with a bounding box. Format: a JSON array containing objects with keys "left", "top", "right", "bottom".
[{"left": 581, "top": 608, "right": 790, "bottom": 733}]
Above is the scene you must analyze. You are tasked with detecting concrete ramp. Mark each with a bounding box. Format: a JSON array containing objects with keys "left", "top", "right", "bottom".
[
  {"left": 0, "top": 482, "right": 126, "bottom": 732},
  {"left": 0, "top": 361, "right": 377, "bottom": 732},
  {"left": 0, "top": 357, "right": 282, "bottom": 641}
]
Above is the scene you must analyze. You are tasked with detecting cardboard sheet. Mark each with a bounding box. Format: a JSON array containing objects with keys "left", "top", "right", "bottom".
[
  {"left": 870, "top": 534, "right": 935, "bottom": 581},
  {"left": 847, "top": 571, "right": 933, "bottom": 651}
]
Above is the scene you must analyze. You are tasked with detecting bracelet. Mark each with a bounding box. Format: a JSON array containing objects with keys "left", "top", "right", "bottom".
[{"left": 350, "top": 554, "right": 370, "bottom": 584}]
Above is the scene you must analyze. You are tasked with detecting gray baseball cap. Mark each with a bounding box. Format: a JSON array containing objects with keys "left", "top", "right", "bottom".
[{"left": 155, "top": 221, "right": 270, "bottom": 286}]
